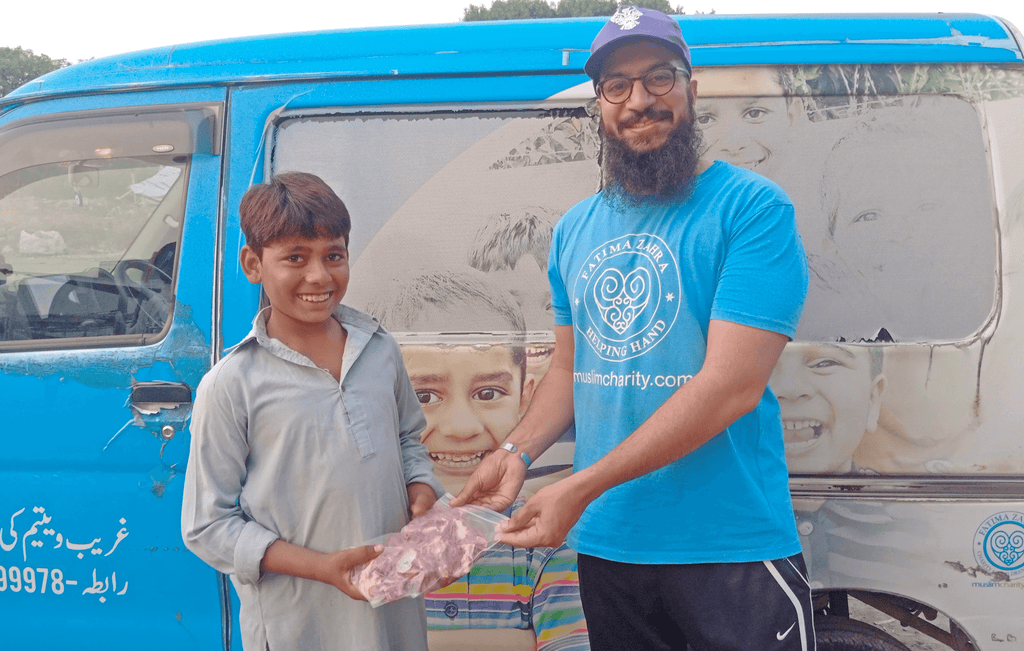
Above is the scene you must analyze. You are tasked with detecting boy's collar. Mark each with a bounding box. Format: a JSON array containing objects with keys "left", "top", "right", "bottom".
[
  {"left": 333, "top": 303, "right": 382, "bottom": 333},
  {"left": 237, "top": 303, "right": 383, "bottom": 347}
]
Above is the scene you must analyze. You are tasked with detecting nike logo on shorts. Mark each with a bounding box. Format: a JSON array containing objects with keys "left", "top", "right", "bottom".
[{"left": 777, "top": 622, "right": 796, "bottom": 640}]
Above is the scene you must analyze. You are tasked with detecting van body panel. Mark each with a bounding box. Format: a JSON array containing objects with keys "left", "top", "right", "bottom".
[
  {"left": 796, "top": 498, "right": 1024, "bottom": 645},
  {"left": 0, "top": 88, "right": 224, "bottom": 648},
  {"left": 3, "top": 14, "right": 1021, "bottom": 109}
]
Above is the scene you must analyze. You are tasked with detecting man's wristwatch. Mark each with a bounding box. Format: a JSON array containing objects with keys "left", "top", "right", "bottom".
[{"left": 498, "top": 441, "right": 533, "bottom": 468}]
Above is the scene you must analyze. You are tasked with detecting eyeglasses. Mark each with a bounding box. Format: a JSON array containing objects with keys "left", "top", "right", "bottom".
[{"left": 596, "top": 67, "right": 688, "bottom": 104}]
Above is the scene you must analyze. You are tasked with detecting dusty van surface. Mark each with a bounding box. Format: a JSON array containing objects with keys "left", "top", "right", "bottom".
[{"left": 1, "top": 13, "right": 1022, "bottom": 651}]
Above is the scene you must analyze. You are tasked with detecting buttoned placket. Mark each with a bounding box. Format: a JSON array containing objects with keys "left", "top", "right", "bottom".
[
  {"left": 253, "top": 309, "right": 377, "bottom": 458},
  {"left": 336, "top": 320, "right": 375, "bottom": 457}
]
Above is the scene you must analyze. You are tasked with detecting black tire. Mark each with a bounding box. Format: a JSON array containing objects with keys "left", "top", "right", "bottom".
[{"left": 815, "top": 615, "right": 913, "bottom": 651}]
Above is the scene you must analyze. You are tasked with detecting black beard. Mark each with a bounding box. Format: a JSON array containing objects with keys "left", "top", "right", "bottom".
[{"left": 600, "top": 108, "right": 703, "bottom": 202}]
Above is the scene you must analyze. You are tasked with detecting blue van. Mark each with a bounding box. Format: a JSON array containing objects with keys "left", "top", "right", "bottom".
[{"left": 1, "top": 13, "right": 1023, "bottom": 651}]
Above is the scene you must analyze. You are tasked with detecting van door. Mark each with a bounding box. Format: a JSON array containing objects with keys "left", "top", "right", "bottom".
[{"left": 0, "top": 95, "right": 225, "bottom": 649}]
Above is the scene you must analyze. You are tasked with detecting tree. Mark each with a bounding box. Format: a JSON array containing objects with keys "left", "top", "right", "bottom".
[
  {"left": 631, "top": 0, "right": 679, "bottom": 13},
  {"left": 464, "top": 0, "right": 556, "bottom": 20},
  {"left": 0, "top": 47, "right": 69, "bottom": 97},
  {"left": 556, "top": 0, "right": 618, "bottom": 17},
  {"left": 464, "top": 0, "right": 699, "bottom": 21}
]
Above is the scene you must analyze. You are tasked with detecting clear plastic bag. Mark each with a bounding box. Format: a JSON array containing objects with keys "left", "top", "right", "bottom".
[{"left": 350, "top": 494, "right": 507, "bottom": 607}]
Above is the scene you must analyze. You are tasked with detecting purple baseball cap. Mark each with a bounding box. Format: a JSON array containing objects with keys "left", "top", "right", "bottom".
[{"left": 585, "top": 6, "right": 692, "bottom": 82}]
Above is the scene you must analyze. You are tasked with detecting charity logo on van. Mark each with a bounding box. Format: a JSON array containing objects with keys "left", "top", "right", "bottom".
[
  {"left": 974, "top": 511, "right": 1024, "bottom": 578},
  {"left": 573, "top": 233, "right": 680, "bottom": 362}
]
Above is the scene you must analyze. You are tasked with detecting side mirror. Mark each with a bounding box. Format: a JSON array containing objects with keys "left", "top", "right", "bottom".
[{"left": 67, "top": 161, "right": 99, "bottom": 190}]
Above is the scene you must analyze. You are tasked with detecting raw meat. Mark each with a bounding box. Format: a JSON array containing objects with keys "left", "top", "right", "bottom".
[{"left": 352, "top": 501, "right": 497, "bottom": 606}]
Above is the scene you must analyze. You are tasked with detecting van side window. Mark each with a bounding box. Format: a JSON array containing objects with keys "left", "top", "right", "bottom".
[
  {"left": 270, "top": 85, "right": 997, "bottom": 344},
  {"left": 692, "top": 67, "right": 997, "bottom": 343},
  {"left": 0, "top": 107, "right": 210, "bottom": 348}
]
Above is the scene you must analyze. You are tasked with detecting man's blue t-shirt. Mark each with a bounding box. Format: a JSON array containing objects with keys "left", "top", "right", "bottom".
[{"left": 549, "top": 161, "right": 808, "bottom": 564}]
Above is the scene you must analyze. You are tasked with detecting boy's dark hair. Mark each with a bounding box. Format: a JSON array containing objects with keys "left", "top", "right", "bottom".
[
  {"left": 239, "top": 172, "right": 351, "bottom": 256},
  {"left": 820, "top": 116, "right": 903, "bottom": 239}
]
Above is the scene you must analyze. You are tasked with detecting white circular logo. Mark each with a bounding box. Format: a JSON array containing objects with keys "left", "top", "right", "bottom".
[
  {"left": 611, "top": 6, "right": 643, "bottom": 30},
  {"left": 573, "top": 233, "right": 680, "bottom": 362},
  {"left": 973, "top": 511, "right": 1024, "bottom": 578}
]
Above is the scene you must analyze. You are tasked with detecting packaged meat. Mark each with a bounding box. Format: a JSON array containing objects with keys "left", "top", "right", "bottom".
[{"left": 351, "top": 494, "right": 507, "bottom": 607}]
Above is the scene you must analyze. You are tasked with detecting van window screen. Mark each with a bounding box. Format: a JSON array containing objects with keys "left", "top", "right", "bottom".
[
  {"left": 0, "top": 155, "right": 184, "bottom": 346},
  {"left": 694, "top": 66, "right": 997, "bottom": 343},
  {"left": 272, "top": 87, "right": 996, "bottom": 344}
]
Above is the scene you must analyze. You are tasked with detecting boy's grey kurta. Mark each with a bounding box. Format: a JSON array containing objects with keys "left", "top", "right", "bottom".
[{"left": 182, "top": 305, "right": 444, "bottom": 651}]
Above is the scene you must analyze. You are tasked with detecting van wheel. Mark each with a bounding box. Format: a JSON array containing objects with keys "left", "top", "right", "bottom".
[{"left": 816, "top": 615, "right": 912, "bottom": 651}]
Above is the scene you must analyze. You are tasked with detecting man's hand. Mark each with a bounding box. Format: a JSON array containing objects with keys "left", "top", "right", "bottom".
[
  {"left": 449, "top": 447, "right": 527, "bottom": 511},
  {"left": 452, "top": 325, "right": 576, "bottom": 513},
  {"left": 320, "top": 544, "right": 384, "bottom": 601},
  {"left": 407, "top": 482, "right": 437, "bottom": 518},
  {"left": 493, "top": 475, "right": 589, "bottom": 549}
]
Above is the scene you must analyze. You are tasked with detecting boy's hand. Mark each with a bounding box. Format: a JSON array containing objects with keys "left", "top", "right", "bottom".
[
  {"left": 407, "top": 482, "right": 437, "bottom": 518},
  {"left": 449, "top": 446, "right": 526, "bottom": 511},
  {"left": 322, "top": 544, "right": 383, "bottom": 601}
]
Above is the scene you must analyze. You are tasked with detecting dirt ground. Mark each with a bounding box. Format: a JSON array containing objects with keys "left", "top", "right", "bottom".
[{"left": 849, "top": 599, "right": 952, "bottom": 651}]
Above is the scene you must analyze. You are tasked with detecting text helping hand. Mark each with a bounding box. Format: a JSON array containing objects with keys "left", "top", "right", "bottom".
[
  {"left": 493, "top": 476, "right": 587, "bottom": 549},
  {"left": 324, "top": 544, "right": 383, "bottom": 601},
  {"left": 449, "top": 446, "right": 527, "bottom": 512}
]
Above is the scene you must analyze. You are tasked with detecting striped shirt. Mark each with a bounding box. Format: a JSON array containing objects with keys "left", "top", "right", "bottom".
[{"left": 425, "top": 498, "right": 590, "bottom": 650}]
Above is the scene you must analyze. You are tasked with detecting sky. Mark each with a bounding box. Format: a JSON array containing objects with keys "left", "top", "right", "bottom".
[{"left": 2, "top": 0, "right": 1023, "bottom": 63}]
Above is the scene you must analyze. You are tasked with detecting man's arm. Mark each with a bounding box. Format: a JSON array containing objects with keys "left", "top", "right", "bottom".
[
  {"left": 496, "top": 319, "right": 788, "bottom": 548},
  {"left": 450, "top": 324, "right": 577, "bottom": 510}
]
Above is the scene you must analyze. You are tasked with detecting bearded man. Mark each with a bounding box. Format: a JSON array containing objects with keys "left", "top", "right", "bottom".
[{"left": 452, "top": 7, "right": 813, "bottom": 650}]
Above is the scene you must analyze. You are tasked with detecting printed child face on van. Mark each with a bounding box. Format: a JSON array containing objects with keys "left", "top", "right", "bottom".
[
  {"left": 828, "top": 141, "right": 985, "bottom": 276},
  {"left": 468, "top": 206, "right": 559, "bottom": 334},
  {"left": 693, "top": 67, "right": 804, "bottom": 170},
  {"left": 467, "top": 207, "right": 559, "bottom": 387},
  {"left": 771, "top": 343, "right": 885, "bottom": 474},
  {"left": 362, "top": 269, "right": 534, "bottom": 493},
  {"left": 484, "top": 256, "right": 552, "bottom": 333},
  {"left": 402, "top": 344, "right": 534, "bottom": 495},
  {"left": 820, "top": 104, "right": 994, "bottom": 339},
  {"left": 485, "top": 259, "right": 555, "bottom": 388}
]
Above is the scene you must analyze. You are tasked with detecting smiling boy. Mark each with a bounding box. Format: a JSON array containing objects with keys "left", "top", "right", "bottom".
[
  {"left": 365, "top": 268, "right": 533, "bottom": 492},
  {"left": 402, "top": 344, "right": 534, "bottom": 492},
  {"left": 182, "top": 172, "right": 443, "bottom": 651},
  {"left": 770, "top": 343, "right": 885, "bottom": 474},
  {"left": 693, "top": 66, "right": 804, "bottom": 171}
]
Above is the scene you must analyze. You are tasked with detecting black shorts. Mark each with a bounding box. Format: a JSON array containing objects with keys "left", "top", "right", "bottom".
[{"left": 577, "top": 552, "right": 816, "bottom": 651}]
